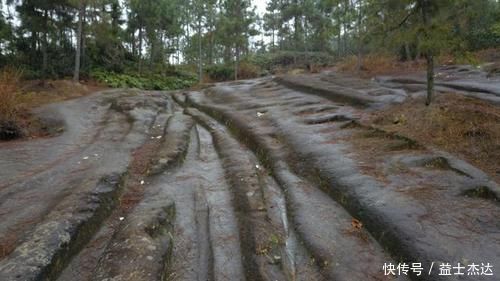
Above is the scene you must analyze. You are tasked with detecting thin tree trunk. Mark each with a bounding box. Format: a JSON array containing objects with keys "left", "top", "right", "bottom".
[
  {"left": 138, "top": 26, "right": 143, "bottom": 73},
  {"left": 81, "top": 15, "right": 86, "bottom": 73},
  {"left": 208, "top": 32, "right": 214, "bottom": 65},
  {"left": 42, "top": 10, "right": 49, "bottom": 80},
  {"left": 198, "top": 15, "right": 203, "bottom": 82},
  {"left": 177, "top": 36, "right": 180, "bottom": 64},
  {"left": 425, "top": 53, "right": 434, "bottom": 105},
  {"left": 420, "top": 0, "right": 434, "bottom": 105},
  {"left": 337, "top": 15, "right": 342, "bottom": 57},
  {"left": 132, "top": 32, "right": 136, "bottom": 57},
  {"left": 342, "top": 0, "right": 349, "bottom": 55},
  {"left": 404, "top": 42, "right": 411, "bottom": 61},
  {"left": 272, "top": 28, "right": 275, "bottom": 49},
  {"left": 415, "top": 35, "right": 421, "bottom": 60},
  {"left": 356, "top": 1, "right": 363, "bottom": 72},
  {"left": 73, "top": 1, "right": 85, "bottom": 82},
  {"left": 234, "top": 46, "right": 239, "bottom": 81},
  {"left": 150, "top": 39, "right": 155, "bottom": 70}
]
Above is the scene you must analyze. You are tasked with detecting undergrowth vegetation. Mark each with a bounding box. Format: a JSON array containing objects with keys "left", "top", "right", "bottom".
[
  {"left": 205, "top": 61, "right": 262, "bottom": 82},
  {"left": 91, "top": 70, "right": 197, "bottom": 90},
  {"left": 204, "top": 51, "right": 335, "bottom": 81},
  {"left": 0, "top": 68, "right": 22, "bottom": 140},
  {"left": 251, "top": 51, "right": 334, "bottom": 73}
]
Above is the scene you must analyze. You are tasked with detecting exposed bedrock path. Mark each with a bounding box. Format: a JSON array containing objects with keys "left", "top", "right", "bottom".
[{"left": 0, "top": 71, "right": 498, "bottom": 281}]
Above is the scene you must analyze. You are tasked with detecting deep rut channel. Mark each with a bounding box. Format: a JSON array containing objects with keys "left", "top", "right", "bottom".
[{"left": 0, "top": 77, "right": 498, "bottom": 281}]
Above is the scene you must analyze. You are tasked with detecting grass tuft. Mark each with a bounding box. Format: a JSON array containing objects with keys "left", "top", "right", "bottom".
[{"left": 0, "top": 68, "right": 22, "bottom": 140}]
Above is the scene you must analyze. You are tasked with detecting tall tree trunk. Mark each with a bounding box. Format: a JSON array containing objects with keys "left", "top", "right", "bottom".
[
  {"left": 197, "top": 16, "right": 203, "bottom": 82},
  {"left": 342, "top": 0, "right": 349, "bottom": 55},
  {"left": 356, "top": 1, "right": 363, "bottom": 72},
  {"left": 177, "top": 36, "right": 181, "bottom": 65},
  {"left": 82, "top": 13, "right": 87, "bottom": 73},
  {"left": 208, "top": 32, "right": 214, "bottom": 65},
  {"left": 73, "top": 1, "right": 85, "bottom": 82},
  {"left": 131, "top": 31, "right": 136, "bottom": 57},
  {"left": 42, "top": 10, "right": 49, "bottom": 80},
  {"left": 272, "top": 27, "right": 275, "bottom": 49},
  {"left": 420, "top": 0, "right": 434, "bottom": 105},
  {"left": 234, "top": 46, "right": 239, "bottom": 81},
  {"left": 337, "top": 14, "right": 342, "bottom": 57},
  {"left": 138, "top": 26, "right": 143, "bottom": 74},
  {"left": 150, "top": 39, "right": 155, "bottom": 70}
]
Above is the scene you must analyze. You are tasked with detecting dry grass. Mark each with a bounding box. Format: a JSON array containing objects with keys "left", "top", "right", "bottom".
[
  {"left": 338, "top": 54, "right": 426, "bottom": 78},
  {"left": 17, "top": 80, "right": 104, "bottom": 108},
  {"left": 368, "top": 93, "right": 500, "bottom": 182},
  {"left": 0, "top": 68, "right": 23, "bottom": 140},
  {"left": 0, "top": 68, "right": 21, "bottom": 122}
]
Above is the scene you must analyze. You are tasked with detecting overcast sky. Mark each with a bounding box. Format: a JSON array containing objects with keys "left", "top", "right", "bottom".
[{"left": 253, "top": 0, "right": 268, "bottom": 16}]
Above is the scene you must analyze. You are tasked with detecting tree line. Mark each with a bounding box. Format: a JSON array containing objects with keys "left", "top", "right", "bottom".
[{"left": 0, "top": 0, "right": 498, "bottom": 85}]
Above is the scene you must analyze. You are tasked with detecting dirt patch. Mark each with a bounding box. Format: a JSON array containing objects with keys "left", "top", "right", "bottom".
[
  {"left": 475, "top": 48, "right": 500, "bottom": 63},
  {"left": 17, "top": 79, "right": 107, "bottom": 108},
  {"left": 365, "top": 93, "right": 500, "bottom": 182},
  {"left": 0, "top": 78, "right": 107, "bottom": 141},
  {"left": 338, "top": 54, "right": 426, "bottom": 78},
  {"left": 120, "top": 137, "right": 163, "bottom": 210},
  {"left": 339, "top": 128, "right": 422, "bottom": 183}
]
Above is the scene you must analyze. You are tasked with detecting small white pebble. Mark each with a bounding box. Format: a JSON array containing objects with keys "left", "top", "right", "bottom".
[
  {"left": 140, "top": 180, "right": 145, "bottom": 185},
  {"left": 156, "top": 136, "right": 162, "bottom": 139},
  {"left": 255, "top": 164, "right": 260, "bottom": 169},
  {"left": 119, "top": 217, "right": 124, "bottom": 221},
  {"left": 83, "top": 156, "right": 89, "bottom": 160}
]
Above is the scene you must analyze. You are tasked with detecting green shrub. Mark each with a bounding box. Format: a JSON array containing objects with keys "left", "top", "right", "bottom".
[
  {"left": 91, "top": 70, "right": 197, "bottom": 90},
  {"left": 205, "top": 64, "right": 234, "bottom": 81}
]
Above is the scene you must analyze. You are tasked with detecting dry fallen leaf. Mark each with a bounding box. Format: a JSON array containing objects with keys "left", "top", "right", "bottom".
[{"left": 351, "top": 219, "right": 363, "bottom": 230}]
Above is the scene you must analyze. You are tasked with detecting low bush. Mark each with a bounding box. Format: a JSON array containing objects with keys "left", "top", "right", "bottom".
[
  {"left": 205, "top": 64, "right": 234, "bottom": 82},
  {"left": 205, "top": 62, "right": 263, "bottom": 82},
  {"left": 238, "top": 62, "right": 261, "bottom": 79},
  {"left": 91, "top": 70, "right": 197, "bottom": 90}
]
